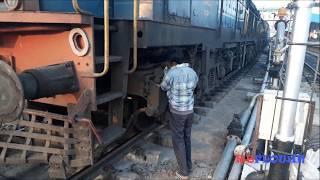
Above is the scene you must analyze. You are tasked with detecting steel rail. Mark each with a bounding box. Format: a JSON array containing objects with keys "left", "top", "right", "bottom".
[
  {"left": 304, "top": 62, "right": 320, "bottom": 77},
  {"left": 70, "top": 123, "right": 165, "bottom": 180}
]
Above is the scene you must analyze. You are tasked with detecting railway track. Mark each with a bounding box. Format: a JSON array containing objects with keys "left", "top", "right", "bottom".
[
  {"left": 305, "top": 49, "right": 320, "bottom": 93},
  {"left": 70, "top": 123, "right": 165, "bottom": 180},
  {"left": 67, "top": 49, "right": 317, "bottom": 179},
  {"left": 0, "top": 53, "right": 263, "bottom": 180},
  {"left": 195, "top": 59, "right": 257, "bottom": 111},
  {"left": 68, "top": 60, "right": 258, "bottom": 180}
]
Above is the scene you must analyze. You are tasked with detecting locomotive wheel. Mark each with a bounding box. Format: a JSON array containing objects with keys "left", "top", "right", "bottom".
[
  {"left": 0, "top": 60, "right": 24, "bottom": 123},
  {"left": 126, "top": 109, "right": 155, "bottom": 132}
]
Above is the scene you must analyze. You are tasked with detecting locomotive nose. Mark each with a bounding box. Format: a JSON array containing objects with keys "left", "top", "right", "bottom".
[{"left": 0, "top": 60, "right": 24, "bottom": 123}]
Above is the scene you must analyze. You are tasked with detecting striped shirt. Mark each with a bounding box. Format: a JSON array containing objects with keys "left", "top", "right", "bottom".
[{"left": 160, "top": 63, "right": 198, "bottom": 113}]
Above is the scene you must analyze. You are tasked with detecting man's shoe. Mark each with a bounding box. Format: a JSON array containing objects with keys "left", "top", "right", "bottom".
[
  {"left": 176, "top": 171, "right": 189, "bottom": 180},
  {"left": 188, "top": 168, "right": 193, "bottom": 174}
]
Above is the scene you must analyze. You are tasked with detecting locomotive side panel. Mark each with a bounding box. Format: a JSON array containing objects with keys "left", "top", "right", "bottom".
[
  {"left": 0, "top": 13, "right": 97, "bottom": 110},
  {"left": 191, "top": 0, "right": 220, "bottom": 29}
]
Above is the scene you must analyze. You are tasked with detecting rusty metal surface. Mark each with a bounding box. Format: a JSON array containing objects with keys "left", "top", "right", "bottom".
[
  {"left": 70, "top": 124, "right": 165, "bottom": 180},
  {"left": 68, "top": 89, "right": 91, "bottom": 123},
  {"left": 0, "top": 108, "right": 93, "bottom": 178},
  {"left": 67, "top": 89, "right": 103, "bottom": 144},
  {"left": 0, "top": 11, "right": 92, "bottom": 24},
  {"left": 0, "top": 22, "right": 97, "bottom": 110},
  {"left": 0, "top": 24, "right": 70, "bottom": 33}
]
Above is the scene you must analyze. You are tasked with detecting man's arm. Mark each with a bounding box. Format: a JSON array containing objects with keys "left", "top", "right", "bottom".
[
  {"left": 195, "top": 72, "right": 199, "bottom": 85},
  {"left": 160, "top": 71, "right": 171, "bottom": 91},
  {"left": 192, "top": 70, "right": 199, "bottom": 90}
]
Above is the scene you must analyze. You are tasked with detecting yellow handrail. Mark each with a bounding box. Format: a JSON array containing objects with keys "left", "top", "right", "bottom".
[
  {"left": 72, "top": 0, "right": 90, "bottom": 15},
  {"left": 86, "top": 0, "right": 110, "bottom": 78},
  {"left": 128, "top": 0, "right": 138, "bottom": 74}
]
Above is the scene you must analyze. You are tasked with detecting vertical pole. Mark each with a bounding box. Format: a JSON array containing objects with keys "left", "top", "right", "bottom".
[
  {"left": 275, "top": 21, "right": 286, "bottom": 53},
  {"left": 128, "top": 0, "right": 138, "bottom": 73},
  {"left": 268, "top": 1, "right": 313, "bottom": 179},
  {"left": 276, "top": 1, "right": 312, "bottom": 143},
  {"left": 234, "top": 0, "right": 239, "bottom": 38},
  {"left": 272, "top": 21, "right": 286, "bottom": 89},
  {"left": 219, "top": 0, "right": 224, "bottom": 37},
  {"left": 242, "top": 45, "right": 247, "bottom": 67}
]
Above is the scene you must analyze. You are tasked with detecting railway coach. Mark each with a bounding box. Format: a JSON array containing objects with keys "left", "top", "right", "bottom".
[{"left": 0, "top": 0, "right": 268, "bottom": 178}]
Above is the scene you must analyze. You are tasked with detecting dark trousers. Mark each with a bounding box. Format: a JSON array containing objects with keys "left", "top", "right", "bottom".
[{"left": 169, "top": 112, "right": 193, "bottom": 176}]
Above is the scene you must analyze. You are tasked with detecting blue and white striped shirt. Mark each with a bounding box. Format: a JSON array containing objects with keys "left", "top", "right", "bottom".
[{"left": 160, "top": 63, "right": 198, "bottom": 112}]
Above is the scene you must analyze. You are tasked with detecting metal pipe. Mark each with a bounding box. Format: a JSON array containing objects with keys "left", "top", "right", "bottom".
[
  {"left": 279, "top": 45, "right": 289, "bottom": 53},
  {"left": 275, "top": 22, "right": 286, "bottom": 63},
  {"left": 212, "top": 136, "right": 239, "bottom": 180},
  {"left": 276, "top": 0, "right": 313, "bottom": 142},
  {"left": 241, "top": 45, "right": 247, "bottom": 67},
  {"left": 212, "top": 96, "right": 258, "bottom": 180},
  {"left": 240, "top": 94, "right": 259, "bottom": 128},
  {"left": 212, "top": 93, "right": 261, "bottom": 180},
  {"left": 227, "top": 104, "right": 258, "bottom": 180},
  {"left": 272, "top": 20, "right": 286, "bottom": 89},
  {"left": 88, "top": 0, "right": 110, "bottom": 78},
  {"left": 218, "top": 0, "right": 224, "bottom": 36},
  {"left": 275, "top": 21, "right": 286, "bottom": 54},
  {"left": 268, "top": 42, "right": 272, "bottom": 63},
  {"left": 288, "top": 42, "right": 320, "bottom": 46},
  {"left": 72, "top": 0, "right": 91, "bottom": 14},
  {"left": 240, "top": 57, "right": 269, "bottom": 127},
  {"left": 269, "top": 1, "right": 313, "bottom": 179},
  {"left": 261, "top": 61, "right": 270, "bottom": 93},
  {"left": 128, "top": 0, "right": 138, "bottom": 74},
  {"left": 213, "top": 53, "right": 270, "bottom": 179}
]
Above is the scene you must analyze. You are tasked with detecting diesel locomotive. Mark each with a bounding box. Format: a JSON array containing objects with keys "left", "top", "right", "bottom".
[{"left": 0, "top": 0, "right": 268, "bottom": 178}]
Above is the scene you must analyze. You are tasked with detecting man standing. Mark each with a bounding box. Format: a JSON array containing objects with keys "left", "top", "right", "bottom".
[{"left": 160, "top": 60, "right": 198, "bottom": 179}]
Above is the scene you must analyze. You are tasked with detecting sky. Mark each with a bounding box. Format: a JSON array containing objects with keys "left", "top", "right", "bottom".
[{"left": 253, "top": 0, "right": 291, "bottom": 11}]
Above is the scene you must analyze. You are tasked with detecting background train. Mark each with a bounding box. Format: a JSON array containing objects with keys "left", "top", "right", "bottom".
[{"left": 0, "top": 0, "right": 269, "bottom": 178}]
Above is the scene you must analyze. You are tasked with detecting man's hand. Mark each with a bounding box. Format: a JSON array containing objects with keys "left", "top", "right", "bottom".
[
  {"left": 150, "top": 80, "right": 161, "bottom": 88},
  {"left": 164, "top": 66, "right": 169, "bottom": 75}
]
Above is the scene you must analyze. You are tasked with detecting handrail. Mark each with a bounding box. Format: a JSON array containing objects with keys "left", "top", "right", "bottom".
[
  {"left": 85, "top": 0, "right": 110, "bottom": 78},
  {"left": 72, "top": 0, "right": 91, "bottom": 15},
  {"left": 128, "top": 0, "right": 138, "bottom": 74}
]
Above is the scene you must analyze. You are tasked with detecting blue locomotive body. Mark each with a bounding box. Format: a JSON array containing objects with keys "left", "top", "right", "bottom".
[
  {"left": 0, "top": 1, "right": 269, "bottom": 178},
  {"left": 21, "top": 0, "right": 268, "bottom": 50},
  {"left": 38, "top": 0, "right": 266, "bottom": 37}
]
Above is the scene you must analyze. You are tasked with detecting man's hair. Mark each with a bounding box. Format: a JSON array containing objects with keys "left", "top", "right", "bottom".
[{"left": 170, "top": 59, "right": 185, "bottom": 64}]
